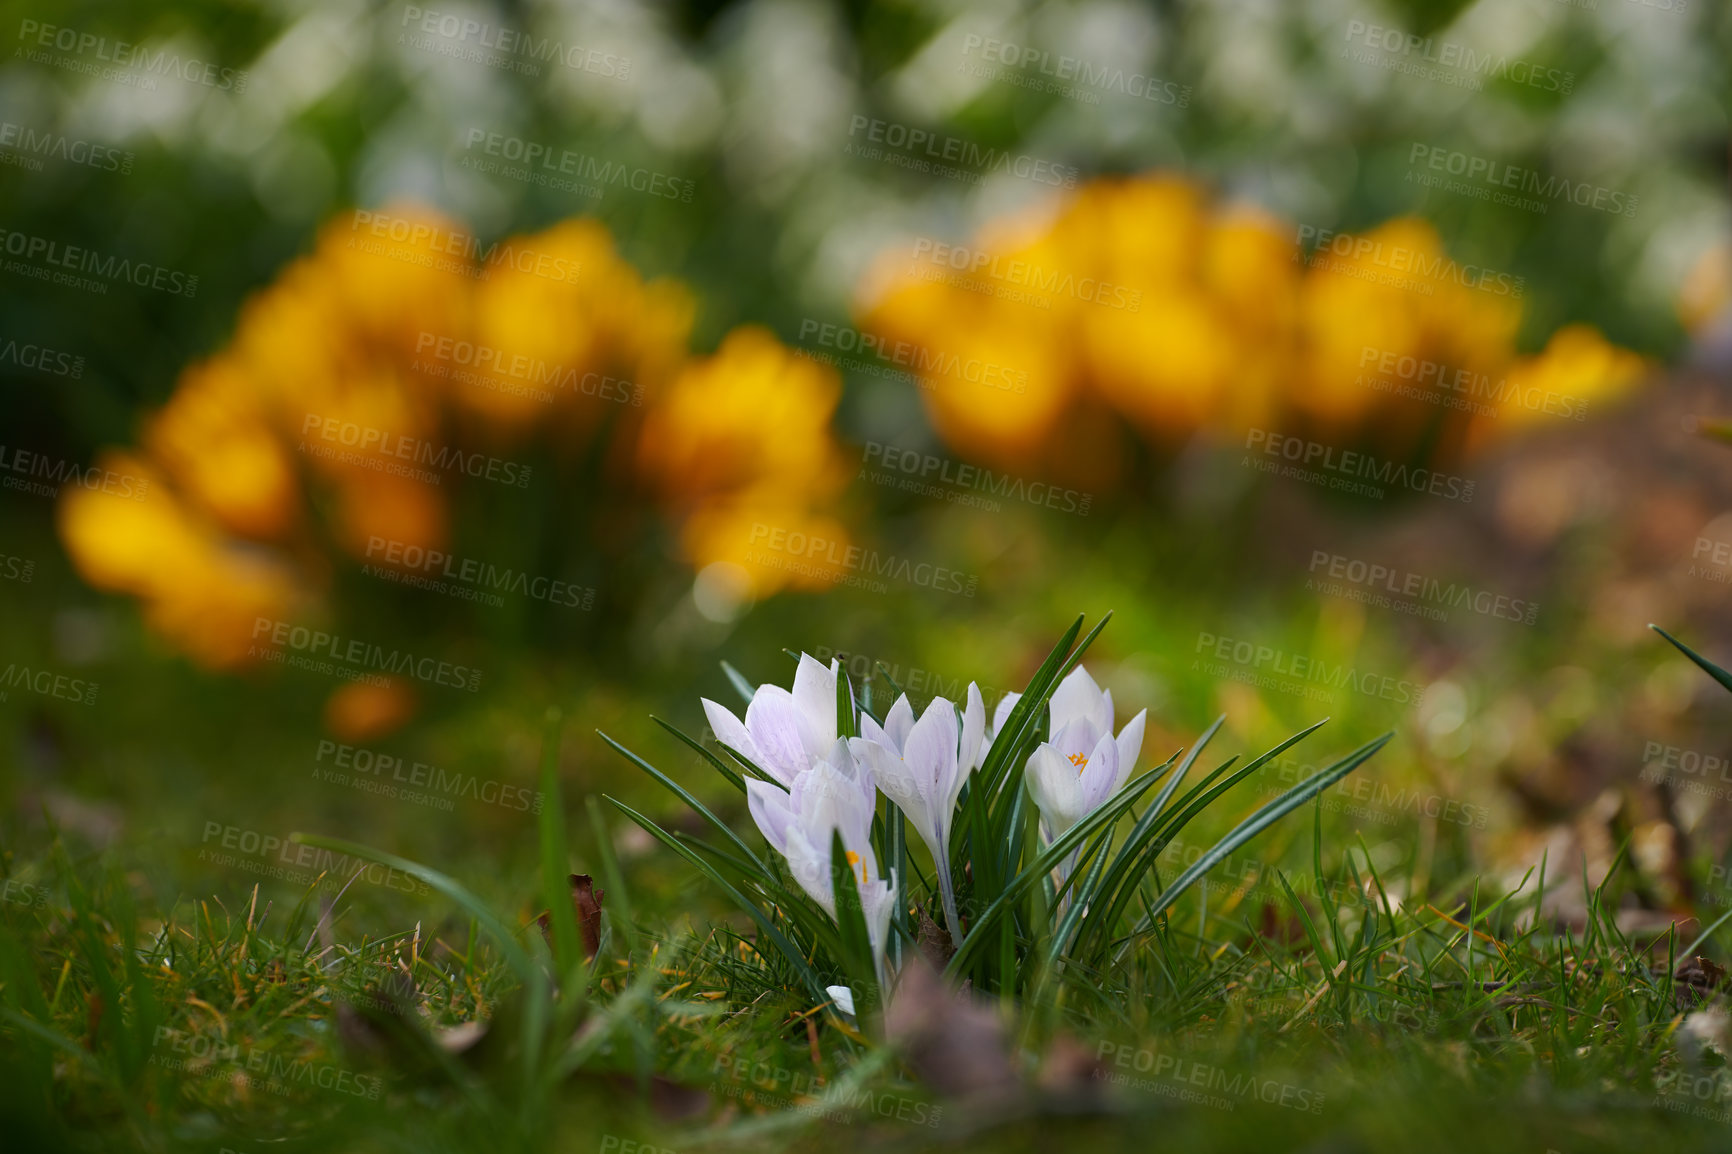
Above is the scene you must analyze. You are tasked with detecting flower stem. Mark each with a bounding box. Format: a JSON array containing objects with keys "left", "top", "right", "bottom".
[{"left": 936, "top": 855, "right": 964, "bottom": 947}]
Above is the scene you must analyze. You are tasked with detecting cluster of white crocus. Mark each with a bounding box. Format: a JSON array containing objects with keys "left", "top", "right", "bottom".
[
  {"left": 703, "top": 654, "right": 1144, "bottom": 1000},
  {"left": 849, "top": 686, "right": 983, "bottom": 944},
  {"left": 702, "top": 656, "right": 898, "bottom": 982}
]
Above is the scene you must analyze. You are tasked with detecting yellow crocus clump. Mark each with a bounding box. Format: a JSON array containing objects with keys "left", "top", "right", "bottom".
[
  {"left": 859, "top": 173, "right": 1647, "bottom": 474},
  {"left": 59, "top": 205, "right": 842, "bottom": 677},
  {"left": 636, "top": 326, "right": 853, "bottom": 595}
]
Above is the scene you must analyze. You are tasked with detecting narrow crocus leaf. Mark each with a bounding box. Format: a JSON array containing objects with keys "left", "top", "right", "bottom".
[
  {"left": 829, "top": 830, "right": 880, "bottom": 1015},
  {"left": 651, "top": 716, "right": 748, "bottom": 795},
  {"left": 968, "top": 616, "right": 1086, "bottom": 898},
  {"left": 1129, "top": 732, "right": 1393, "bottom": 935},
  {"left": 946, "top": 765, "right": 1165, "bottom": 978},
  {"left": 837, "top": 666, "right": 857, "bottom": 740},
  {"left": 1073, "top": 718, "right": 1327, "bottom": 961},
  {"left": 875, "top": 661, "right": 909, "bottom": 700},
  {"left": 537, "top": 710, "right": 584, "bottom": 977},
  {"left": 722, "top": 661, "right": 757, "bottom": 707},
  {"left": 1046, "top": 827, "right": 1115, "bottom": 965},
  {"left": 1652, "top": 625, "right": 1732, "bottom": 694},
  {"left": 604, "top": 796, "right": 829, "bottom": 1003},
  {"left": 977, "top": 616, "right": 1086, "bottom": 801},
  {"left": 584, "top": 796, "right": 637, "bottom": 960},
  {"left": 596, "top": 730, "right": 774, "bottom": 880},
  {"left": 884, "top": 804, "right": 909, "bottom": 967}
]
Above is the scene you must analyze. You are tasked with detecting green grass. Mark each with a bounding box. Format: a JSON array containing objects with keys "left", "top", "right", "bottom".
[{"left": 6, "top": 713, "right": 1732, "bottom": 1154}]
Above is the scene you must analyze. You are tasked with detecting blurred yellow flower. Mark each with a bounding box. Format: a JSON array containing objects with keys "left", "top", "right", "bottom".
[
  {"left": 636, "top": 326, "right": 852, "bottom": 597},
  {"left": 857, "top": 173, "right": 1645, "bottom": 470},
  {"left": 58, "top": 452, "right": 303, "bottom": 669},
  {"left": 58, "top": 204, "right": 842, "bottom": 671},
  {"left": 324, "top": 678, "right": 418, "bottom": 743}
]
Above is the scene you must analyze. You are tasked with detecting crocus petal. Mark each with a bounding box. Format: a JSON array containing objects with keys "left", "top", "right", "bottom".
[
  {"left": 745, "top": 778, "right": 797, "bottom": 854},
  {"left": 782, "top": 827, "right": 834, "bottom": 913},
  {"left": 702, "top": 698, "right": 761, "bottom": 768},
  {"left": 1026, "top": 742, "right": 1084, "bottom": 836},
  {"left": 1115, "top": 709, "right": 1147, "bottom": 792},
  {"left": 1077, "top": 733, "right": 1121, "bottom": 812},
  {"left": 991, "top": 692, "right": 1021, "bottom": 742},
  {"left": 959, "top": 683, "right": 985, "bottom": 778},
  {"left": 859, "top": 874, "right": 897, "bottom": 970},
  {"left": 742, "top": 686, "right": 810, "bottom": 786},
  {"left": 850, "top": 738, "right": 921, "bottom": 820},
  {"left": 791, "top": 653, "right": 839, "bottom": 760},
  {"left": 1051, "top": 717, "right": 1104, "bottom": 765},
  {"left": 906, "top": 697, "right": 959, "bottom": 794},
  {"left": 882, "top": 694, "right": 916, "bottom": 753},
  {"left": 825, "top": 985, "right": 856, "bottom": 1017},
  {"left": 1050, "top": 665, "right": 1112, "bottom": 739},
  {"left": 794, "top": 754, "right": 876, "bottom": 850},
  {"left": 858, "top": 711, "right": 891, "bottom": 752}
]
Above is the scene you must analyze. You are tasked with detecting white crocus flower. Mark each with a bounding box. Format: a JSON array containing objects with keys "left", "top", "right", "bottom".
[
  {"left": 825, "top": 984, "right": 856, "bottom": 1018},
  {"left": 1023, "top": 666, "right": 1147, "bottom": 842},
  {"left": 745, "top": 739, "right": 896, "bottom": 985},
  {"left": 967, "top": 690, "right": 1021, "bottom": 773},
  {"left": 702, "top": 653, "right": 838, "bottom": 787},
  {"left": 849, "top": 685, "right": 984, "bottom": 944}
]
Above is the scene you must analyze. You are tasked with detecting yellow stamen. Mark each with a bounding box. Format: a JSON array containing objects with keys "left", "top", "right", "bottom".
[
  {"left": 845, "top": 849, "right": 869, "bottom": 884},
  {"left": 1067, "top": 752, "right": 1089, "bottom": 774}
]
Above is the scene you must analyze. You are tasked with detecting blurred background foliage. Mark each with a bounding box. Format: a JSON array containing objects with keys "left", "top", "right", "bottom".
[{"left": 2, "top": 0, "right": 1732, "bottom": 943}]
